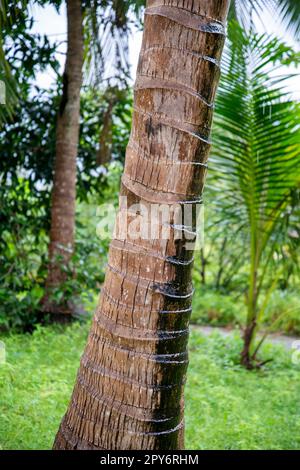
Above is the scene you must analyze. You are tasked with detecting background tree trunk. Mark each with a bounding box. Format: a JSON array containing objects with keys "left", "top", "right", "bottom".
[
  {"left": 42, "top": 0, "right": 83, "bottom": 318},
  {"left": 53, "top": 0, "right": 230, "bottom": 449}
]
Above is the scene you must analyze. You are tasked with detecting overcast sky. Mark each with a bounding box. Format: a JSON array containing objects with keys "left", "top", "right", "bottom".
[{"left": 30, "top": 3, "right": 299, "bottom": 99}]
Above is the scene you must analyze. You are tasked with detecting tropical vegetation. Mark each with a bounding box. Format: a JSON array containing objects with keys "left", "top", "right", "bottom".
[{"left": 0, "top": 0, "right": 299, "bottom": 451}]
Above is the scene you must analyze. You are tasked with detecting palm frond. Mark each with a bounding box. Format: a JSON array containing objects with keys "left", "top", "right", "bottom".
[
  {"left": 210, "top": 21, "right": 300, "bottom": 261},
  {"left": 83, "top": 0, "right": 143, "bottom": 88},
  {"left": 231, "top": 0, "right": 300, "bottom": 40},
  {"left": 277, "top": 0, "right": 300, "bottom": 37},
  {"left": 0, "top": 0, "right": 20, "bottom": 123}
]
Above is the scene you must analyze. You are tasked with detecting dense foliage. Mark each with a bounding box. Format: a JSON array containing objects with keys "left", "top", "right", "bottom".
[{"left": 1, "top": 18, "right": 299, "bottom": 340}]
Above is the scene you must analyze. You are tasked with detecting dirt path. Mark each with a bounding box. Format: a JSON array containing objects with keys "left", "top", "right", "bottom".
[{"left": 191, "top": 324, "right": 299, "bottom": 350}]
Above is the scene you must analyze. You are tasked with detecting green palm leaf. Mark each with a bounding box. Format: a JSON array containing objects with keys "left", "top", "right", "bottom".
[
  {"left": 211, "top": 22, "right": 300, "bottom": 260},
  {"left": 277, "top": 0, "right": 300, "bottom": 37},
  {"left": 209, "top": 22, "right": 300, "bottom": 365}
]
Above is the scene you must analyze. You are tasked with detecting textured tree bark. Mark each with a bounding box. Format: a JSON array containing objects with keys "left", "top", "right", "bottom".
[
  {"left": 53, "top": 0, "right": 230, "bottom": 449},
  {"left": 42, "top": 0, "right": 83, "bottom": 318}
]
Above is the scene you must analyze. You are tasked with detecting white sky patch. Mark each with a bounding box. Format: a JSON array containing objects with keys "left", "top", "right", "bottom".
[{"left": 30, "top": 2, "right": 66, "bottom": 89}]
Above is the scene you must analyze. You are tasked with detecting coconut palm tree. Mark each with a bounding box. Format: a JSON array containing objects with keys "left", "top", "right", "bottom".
[
  {"left": 41, "top": 0, "right": 300, "bottom": 318},
  {"left": 210, "top": 22, "right": 300, "bottom": 368},
  {"left": 41, "top": 0, "right": 84, "bottom": 318},
  {"left": 231, "top": 0, "right": 300, "bottom": 37},
  {"left": 53, "top": 0, "right": 231, "bottom": 450}
]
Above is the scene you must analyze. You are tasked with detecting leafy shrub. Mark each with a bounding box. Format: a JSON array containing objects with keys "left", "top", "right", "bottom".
[
  {"left": 191, "top": 288, "right": 244, "bottom": 327},
  {"left": 262, "top": 290, "right": 300, "bottom": 335}
]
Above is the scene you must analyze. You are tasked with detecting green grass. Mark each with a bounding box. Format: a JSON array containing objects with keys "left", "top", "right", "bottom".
[{"left": 0, "top": 322, "right": 299, "bottom": 450}]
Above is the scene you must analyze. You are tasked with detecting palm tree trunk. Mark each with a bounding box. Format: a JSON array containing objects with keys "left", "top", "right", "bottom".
[
  {"left": 53, "top": 0, "right": 230, "bottom": 450},
  {"left": 241, "top": 319, "right": 257, "bottom": 369},
  {"left": 42, "top": 0, "right": 83, "bottom": 319},
  {"left": 241, "top": 230, "right": 259, "bottom": 368}
]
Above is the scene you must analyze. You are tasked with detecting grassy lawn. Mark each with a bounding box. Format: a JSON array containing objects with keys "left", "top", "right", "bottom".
[{"left": 0, "top": 322, "right": 299, "bottom": 450}]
